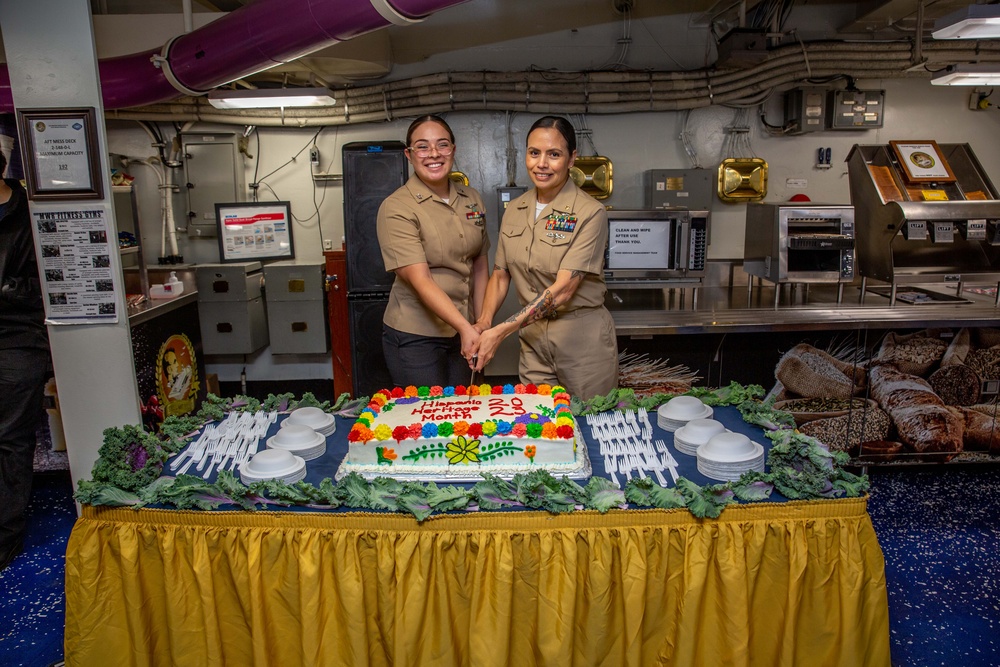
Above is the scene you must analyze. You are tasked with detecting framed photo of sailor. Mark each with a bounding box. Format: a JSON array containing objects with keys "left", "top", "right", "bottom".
[
  {"left": 16, "top": 107, "right": 104, "bottom": 200},
  {"left": 889, "top": 140, "right": 956, "bottom": 183}
]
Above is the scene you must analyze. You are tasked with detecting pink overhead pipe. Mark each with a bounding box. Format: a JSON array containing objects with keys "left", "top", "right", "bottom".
[{"left": 0, "top": 0, "right": 467, "bottom": 112}]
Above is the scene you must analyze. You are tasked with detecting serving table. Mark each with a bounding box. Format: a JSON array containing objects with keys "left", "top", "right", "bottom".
[{"left": 64, "top": 409, "right": 891, "bottom": 667}]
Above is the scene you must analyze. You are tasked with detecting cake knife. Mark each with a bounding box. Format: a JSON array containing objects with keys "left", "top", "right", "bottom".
[{"left": 470, "top": 354, "right": 478, "bottom": 387}]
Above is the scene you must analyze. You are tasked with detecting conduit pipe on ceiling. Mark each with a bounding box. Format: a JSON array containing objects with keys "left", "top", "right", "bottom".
[
  {"left": 0, "top": 0, "right": 468, "bottom": 113},
  {"left": 105, "top": 39, "right": 1000, "bottom": 126}
]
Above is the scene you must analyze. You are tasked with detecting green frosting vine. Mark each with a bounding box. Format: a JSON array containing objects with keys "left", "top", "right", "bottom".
[{"left": 74, "top": 384, "right": 868, "bottom": 521}]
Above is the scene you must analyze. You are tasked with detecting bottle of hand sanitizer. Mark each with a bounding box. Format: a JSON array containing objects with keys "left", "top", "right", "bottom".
[{"left": 150, "top": 271, "right": 184, "bottom": 298}]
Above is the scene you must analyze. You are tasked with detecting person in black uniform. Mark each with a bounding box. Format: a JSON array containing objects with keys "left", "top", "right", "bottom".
[{"left": 0, "top": 149, "right": 50, "bottom": 571}]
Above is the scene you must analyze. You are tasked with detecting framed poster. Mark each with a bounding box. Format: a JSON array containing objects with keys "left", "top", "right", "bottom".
[
  {"left": 215, "top": 201, "right": 295, "bottom": 262},
  {"left": 889, "top": 140, "right": 956, "bottom": 183},
  {"left": 16, "top": 107, "right": 104, "bottom": 200}
]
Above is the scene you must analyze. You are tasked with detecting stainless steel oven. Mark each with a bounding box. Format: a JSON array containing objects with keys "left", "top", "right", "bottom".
[
  {"left": 743, "top": 203, "right": 855, "bottom": 284},
  {"left": 604, "top": 209, "right": 709, "bottom": 286}
]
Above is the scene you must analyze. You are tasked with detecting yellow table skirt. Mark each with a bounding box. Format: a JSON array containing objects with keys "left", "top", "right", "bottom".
[{"left": 65, "top": 498, "right": 890, "bottom": 667}]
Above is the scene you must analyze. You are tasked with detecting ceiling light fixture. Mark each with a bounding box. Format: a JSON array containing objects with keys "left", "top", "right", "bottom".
[
  {"left": 206, "top": 87, "right": 337, "bottom": 109},
  {"left": 931, "top": 63, "right": 1000, "bottom": 85},
  {"left": 932, "top": 4, "right": 1000, "bottom": 39}
]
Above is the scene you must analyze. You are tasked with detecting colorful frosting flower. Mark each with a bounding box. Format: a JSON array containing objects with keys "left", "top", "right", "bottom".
[
  {"left": 422, "top": 422, "right": 438, "bottom": 438},
  {"left": 467, "top": 423, "right": 483, "bottom": 438},
  {"left": 446, "top": 436, "right": 481, "bottom": 464},
  {"left": 541, "top": 422, "right": 557, "bottom": 438},
  {"left": 514, "top": 384, "right": 526, "bottom": 394},
  {"left": 537, "top": 384, "right": 552, "bottom": 396},
  {"left": 373, "top": 424, "right": 393, "bottom": 441},
  {"left": 430, "top": 385, "right": 443, "bottom": 397},
  {"left": 390, "top": 387, "right": 405, "bottom": 398},
  {"left": 502, "top": 383, "right": 515, "bottom": 394},
  {"left": 443, "top": 386, "right": 455, "bottom": 397},
  {"left": 482, "top": 421, "right": 497, "bottom": 437},
  {"left": 556, "top": 416, "right": 574, "bottom": 427},
  {"left": 553, "top": 392, "right": 570, "bottom": 403},
  {"left": 417, "top": 385, "right": 430, "bottom": 398},
  {"left": 525, "top": 384, "right": 538, "bottom": 394},
  {"left": 371, "top": 392, "right": 388, "bottom": 406},
  {"left": 496, "top": 420, "right": 512, "bottom": 435},
  {"left": 512, "top": 423, "right": 527, "bottom": 437},
  {"left": 526, "top": 423, "right": 543, "bottom": 438},
  {"left": 556, "top": 425, "right": 574, "bottom": 439},
  {"left": 453, "top": 420, "right": 470, "bottom": 436},
  {"left": 524, "top": 445, "right": 536, "bottom": 461},
  {"left": 392, "top": 425, "right": 409, "bottom": 442},
  {"left": 438, "top": 422, "right": 454, "bottom": 437},
  {"left": 482, "top": 384, "right": 495, "bottom": 395},
  {"left": 404, "top": 385, "right": 418, "bottom": 397},
  {"left": 551, "top": 385, "right": 566, "bottom": 395},
  {"left": 348, "top": 425, "right": 373, "bottom": 443},
  {"left": 376, "top": 447, "right": 397, "bottom": 464},
  {"left": 468, "top": 384, "right": 480, "bottom": 396},
  {"left": 454, "top": 385, "right": 467, "bottom": 396},
  {"left": 407, "top": 423, "right": 423, "bottom": 440},
  {"left": 515, "top": 412, "right": 550, "bottom": 426},
  {"left": 396, "top": 397, "right": 420, "bottom": 405}
]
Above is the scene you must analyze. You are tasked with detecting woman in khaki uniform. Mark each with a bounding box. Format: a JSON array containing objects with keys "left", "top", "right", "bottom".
[
  {"left": 472, "top": 116, "right": 618, "bottom": 400},
  {"left": 377, "top": 115, "right": 490, "bottom": 387}
]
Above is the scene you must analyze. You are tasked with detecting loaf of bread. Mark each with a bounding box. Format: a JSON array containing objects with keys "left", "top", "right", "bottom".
[
  {"left": 775, "top": 343, "right": 865, "bottom": 399},
  {"left": 799, "top": 407, "right": 891, "bottom": 455},
  {"left": 870, "top": 363, "right": 963, "bottom": 459},
  {"left": 958, "top": 407, "right": 1000, "bottom": 452}
]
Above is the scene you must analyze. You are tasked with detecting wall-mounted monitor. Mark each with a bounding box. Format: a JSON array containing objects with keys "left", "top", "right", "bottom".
[{"left": 215, "top": 201, "right": 294, "bottom": 263}]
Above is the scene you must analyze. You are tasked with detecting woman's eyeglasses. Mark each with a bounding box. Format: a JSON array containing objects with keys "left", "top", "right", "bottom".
[{"left": 407, "top": 141, "right": 454, "bottom": 157}]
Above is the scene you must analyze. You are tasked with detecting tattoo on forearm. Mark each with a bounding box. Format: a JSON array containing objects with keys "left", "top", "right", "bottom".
[
  {"left": 570, "top": 270, "right": 585, "bottom": 279},
  {"left": 494, "top": 265, "right": 509, "bottom": 273},
  {"left": 505, "top": 289, "right": 556, "bottom": 328}
]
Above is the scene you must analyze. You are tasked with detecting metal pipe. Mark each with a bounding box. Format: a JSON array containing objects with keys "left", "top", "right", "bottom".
[{"left": 0, "top": 0, "right": 468, "bottom": 112}]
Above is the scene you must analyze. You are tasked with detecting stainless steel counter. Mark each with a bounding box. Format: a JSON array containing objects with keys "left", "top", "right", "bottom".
[
  {"left": 607, "top": 281, "right": 1000, "bottom": 336},
  {"left": 125, "top": 267, "right": 198, "bottom": 327}
]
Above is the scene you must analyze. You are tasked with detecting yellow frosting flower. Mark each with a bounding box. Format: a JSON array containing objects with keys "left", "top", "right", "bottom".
[
  {"left": 479, "top": 383, "right": 492, "bottom": 395},
  {"left": 482, "top": 421, "right": 497, "bottom": 436},
  {"left": 373, "top": 424, "right": 392, "bottom": 441},
  {"left": 556, "top": 416, "right": 573, "bottom": 427},
  {"left": 446, "top": 436, "right": 481, "bottom": 464}
]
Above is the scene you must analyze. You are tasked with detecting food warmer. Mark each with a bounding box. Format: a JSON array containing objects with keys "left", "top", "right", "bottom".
[{"left": 847, "top": 143, "right": 1000, "bottom": 305}]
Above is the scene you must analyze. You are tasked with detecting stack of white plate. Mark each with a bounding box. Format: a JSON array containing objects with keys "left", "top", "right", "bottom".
[
  {"left": 696, "top": 432, "right": 765, "bottom": 482},
  {"left": 282, "top": 406, "right": 336, "bottom": 436},
  {"left": 240, "top": 448, "right": 307, "bottom": 485},
  {"left": 673, "top": 418, "right": 727, "bottom": 456},
  {"left": 267, "top": 423, "right": 327, "bottom": 461},
  {"left": 657, "top": 396, "right": 713, "bottom": 432}
]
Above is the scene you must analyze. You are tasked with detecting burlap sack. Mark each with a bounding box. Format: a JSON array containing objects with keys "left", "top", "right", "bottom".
[
  {"left": 775, "top": 343, "right": 865, "bottom": 399},
  {"left": 940, "top": 328, "right": 971, "bottom": 367},
  {"left": 876, "top": 330, "right": 948, "bottom": 377}
]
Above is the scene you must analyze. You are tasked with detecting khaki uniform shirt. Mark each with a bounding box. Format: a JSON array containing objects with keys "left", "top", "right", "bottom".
[
  {"left": 495, "top": 179, "right": 607, "bottom": 310},
  {"left": 495, "top": 180, "right": 618, "bottom": 399},
  {"left": 377, "top": 174, "right": 489, "bottom": 338}
]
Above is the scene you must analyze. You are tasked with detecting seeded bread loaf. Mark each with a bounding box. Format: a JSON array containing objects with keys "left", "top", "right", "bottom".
[
  {"left": 958, "top": 408, "right": 1000, "bottom": 453},
  {"left": 870, "top": 363, "right": 963, "bottom": 460},
  {"left": 775, "top": 343, "right": 865, "bottom": 400}
]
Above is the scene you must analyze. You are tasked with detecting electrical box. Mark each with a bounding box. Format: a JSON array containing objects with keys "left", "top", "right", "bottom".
[
  {"left": 784, "top": 87, "right": 827, "bottom": 134},
  {"left": 182, "top": 133, "right": 245, "bottom": 238},
  {"left": 645, "top": 169, "right": 714, "bottom": 210},
  {"left": 827, "top": 89, "right": 885, "bottom": 130}
]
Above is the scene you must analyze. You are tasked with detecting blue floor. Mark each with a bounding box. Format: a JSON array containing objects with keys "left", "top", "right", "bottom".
[
  {"left": 0, "top": 472, "right": 75, "bottom": 667},
  {"left": 867, "top": 465, "right": 1000, "bottom": 667},
  {"left": 2, "top": 465, "right": 999, "bottom": 666}
]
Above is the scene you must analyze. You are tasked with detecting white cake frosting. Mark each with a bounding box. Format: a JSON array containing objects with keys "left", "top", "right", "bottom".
[{"left": 341, "top": 385, "right": 588, "bottom": 480}]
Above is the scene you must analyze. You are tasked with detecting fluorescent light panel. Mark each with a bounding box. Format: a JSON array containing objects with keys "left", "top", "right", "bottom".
[
  {"left": 207, "top": 87, "right": 336, "bottom": 109},
  {"left": 932, "top": 4, "right": 1000, "bottom": 39},
  {"left": 932, "top": 63, "right": 1000, "bottom": 85}
]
